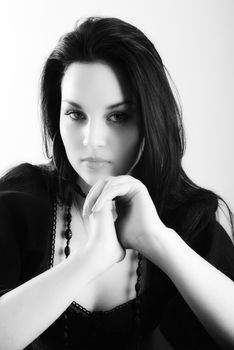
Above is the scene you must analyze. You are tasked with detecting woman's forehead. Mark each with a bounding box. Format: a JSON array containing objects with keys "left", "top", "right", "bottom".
[{"left": 60, "top": 61, "right": 136, "bottom": 108}]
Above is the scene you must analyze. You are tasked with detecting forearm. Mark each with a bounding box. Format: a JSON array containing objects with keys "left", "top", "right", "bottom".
[
  {"left": 136, "top": 228, "right": 234, "bottom": 349},
  {"left": 0, "top": 246, "right": 107, "bottom": 350}
]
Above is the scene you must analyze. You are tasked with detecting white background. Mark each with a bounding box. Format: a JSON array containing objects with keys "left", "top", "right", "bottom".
[{"left": 0, "top": 0, "right": 233, "bottom": 213}]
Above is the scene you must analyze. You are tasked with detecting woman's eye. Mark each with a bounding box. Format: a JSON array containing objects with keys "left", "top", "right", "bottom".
[
  {"left": 64, "top": 110, "right": 129, "bottom": 124},
  {"left": 108, "top": 113, "right": 129, "bottom": 123},
  {"left": 64, "top": 111, "right": 85, "bottom": 120}
]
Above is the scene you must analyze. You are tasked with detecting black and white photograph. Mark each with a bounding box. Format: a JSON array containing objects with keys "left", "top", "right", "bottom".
[{"left": 0, "top": 1, "right": 233, "bottom": 349}]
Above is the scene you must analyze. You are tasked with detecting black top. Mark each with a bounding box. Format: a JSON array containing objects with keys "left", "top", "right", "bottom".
[{"left": 0, "top": 162, "right": 234, "bottom": 350}]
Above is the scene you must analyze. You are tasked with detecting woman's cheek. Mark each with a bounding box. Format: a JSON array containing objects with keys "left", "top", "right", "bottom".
[{"left": 61, "top": 122, "right": 80, "bottom": 150}]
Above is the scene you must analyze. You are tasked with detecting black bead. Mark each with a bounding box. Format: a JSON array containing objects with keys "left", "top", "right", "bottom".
[
  {"left": 136, "top": 266, "right": 143, "bottom": 276},
  {"left": 138, "top": 253, "right": 142, "bottom": 260},
  {"left": 65, "top": 228, "right": 72, "bottom": 240},
  {"left": 65, "top": 245, "right": 71, "bottom": 257},
  {"left": 135, "top": 282, "right": 141, "bottom": 293},
  {"left": 66, "top": 212, "right": 72, "bottom": 222}
]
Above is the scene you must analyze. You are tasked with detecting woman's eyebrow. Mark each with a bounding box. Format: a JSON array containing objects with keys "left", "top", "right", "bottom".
[
  {"left": 106, "top": 100, "right": 135, "bottom": 109},
  {"left": 62, "top": 99, "right": 135, "bottom": 110}
]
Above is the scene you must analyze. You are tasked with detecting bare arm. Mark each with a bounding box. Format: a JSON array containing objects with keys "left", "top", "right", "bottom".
[
  {"left": 0, "top": 245, "right": 111, "bottom": 350},
  {"left": 135, "top": 227, "right": 234, "bottom": 349},
  {"left": 0, "top": 204, "right": 123, "bottom": 350}
]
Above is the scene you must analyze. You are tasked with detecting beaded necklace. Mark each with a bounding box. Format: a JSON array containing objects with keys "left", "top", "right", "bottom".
[{"left": 62, "top": 186, "right": 143, "bottom": 349}]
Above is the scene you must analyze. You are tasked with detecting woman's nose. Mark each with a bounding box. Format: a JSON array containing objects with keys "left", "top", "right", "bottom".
[{"left": 82, "top": 119, "right": 107, "bottom": 147}]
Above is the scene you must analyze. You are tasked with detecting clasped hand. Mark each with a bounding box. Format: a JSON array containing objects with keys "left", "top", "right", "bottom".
[{"left": 82, "top": 175, "right": 166, "bottom": 253}]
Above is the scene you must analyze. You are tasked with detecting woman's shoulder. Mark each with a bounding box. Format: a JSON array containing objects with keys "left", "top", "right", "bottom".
[
  {"left": 166, "top": 185, "right": 234, "bottom": 248},
  {"left": 165, "top": 187, "right": 217, "bottom": 231},
  {"left": 0, "top": 161, "right": 55, "bottom": 199}
]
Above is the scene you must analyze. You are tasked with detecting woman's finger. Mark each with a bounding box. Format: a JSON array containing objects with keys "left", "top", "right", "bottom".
[
  {"left": 83, "top": 175, "right": 140, "bottom": 217},
  {"left": 82, "top": 177, "right": 111, "bottom": 217},
  {"left": 91, "top": 181, "right": 137, "bottom": 215}
]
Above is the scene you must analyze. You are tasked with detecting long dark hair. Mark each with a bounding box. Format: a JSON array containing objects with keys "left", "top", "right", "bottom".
[{"left": 39, "top": 16, "right": 233, "bottom": 241}]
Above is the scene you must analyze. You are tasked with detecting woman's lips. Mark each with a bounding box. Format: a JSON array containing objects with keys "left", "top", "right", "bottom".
[
  {"left": 82, "top": 160, "right": 111, "bottom": 169},
  {"left": 82, "top": 157, "right": 110, "bottom": 162}
]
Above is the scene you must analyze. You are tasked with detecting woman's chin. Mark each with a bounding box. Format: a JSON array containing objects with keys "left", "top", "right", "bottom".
[{"left": 76, "top": 172, "right": 113, "bottom": 191}]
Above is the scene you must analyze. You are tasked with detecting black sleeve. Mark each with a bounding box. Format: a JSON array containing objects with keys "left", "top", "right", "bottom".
[
  {"left": 0, "top": 191, "right": 22, "bottom": 296},
  {"left": 159, "top": 218, "right": 234, "bottom": 350},
  {"left": 0, "top": 162, "right": 53, "bottom": 298}
]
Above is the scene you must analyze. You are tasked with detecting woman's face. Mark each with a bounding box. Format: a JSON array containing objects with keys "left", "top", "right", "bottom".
[{"left": 59, "top": 61, "right": 141, "bottom": 194}]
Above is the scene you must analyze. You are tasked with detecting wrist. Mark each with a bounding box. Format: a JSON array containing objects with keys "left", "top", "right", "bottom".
[
  {"left": 135, "top": 225, "right": 181, "bottom": 271},
  {"left": 68, "top": 244, "right": 112, "bottom": 284}
]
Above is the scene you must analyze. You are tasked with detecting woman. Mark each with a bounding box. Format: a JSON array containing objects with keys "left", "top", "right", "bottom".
[{"left": 0, "top": 16, "right": 234, "bottom": 350}]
